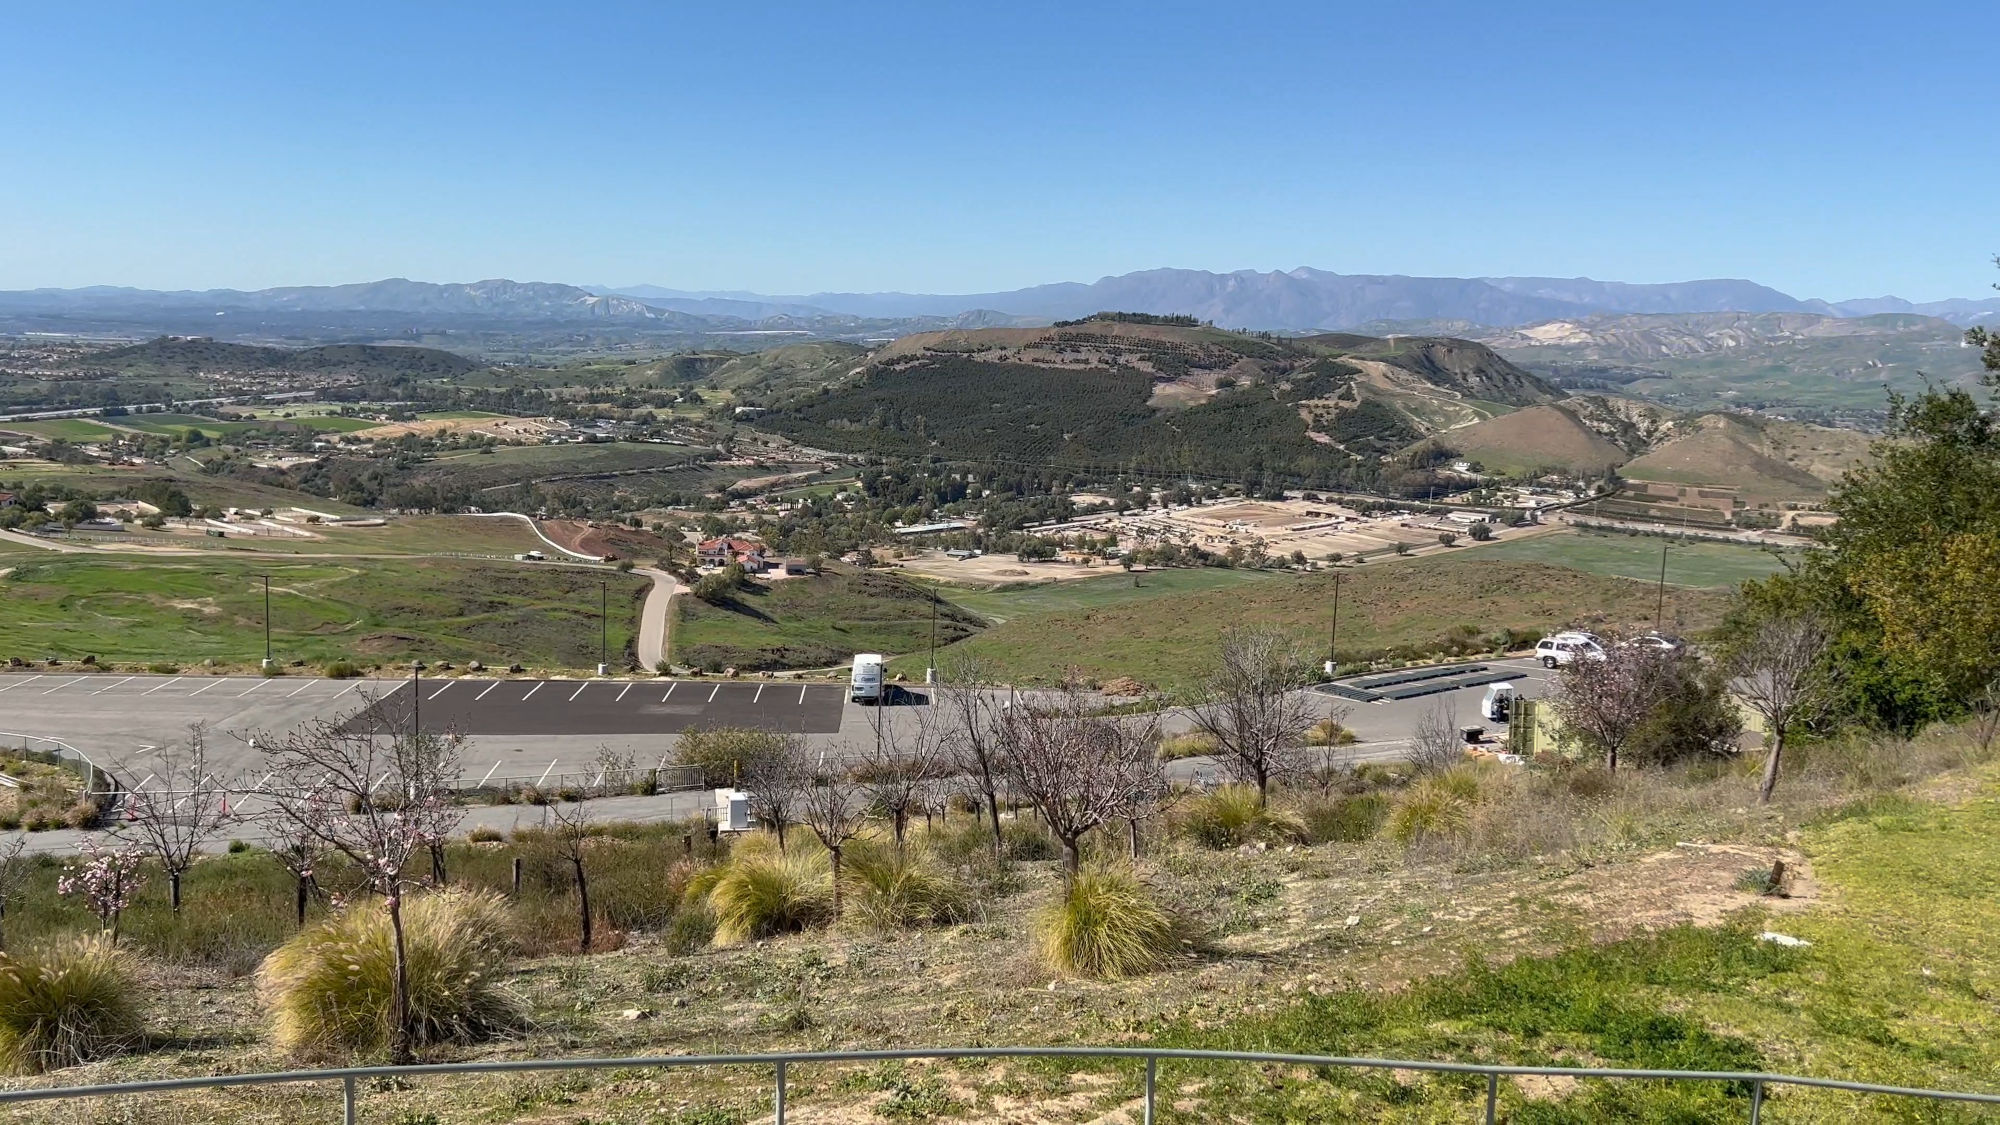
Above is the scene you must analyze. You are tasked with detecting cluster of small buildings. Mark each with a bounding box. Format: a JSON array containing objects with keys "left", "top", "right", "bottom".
[{"left": 695, "top": 536, "right": 810, "bottom": 576}]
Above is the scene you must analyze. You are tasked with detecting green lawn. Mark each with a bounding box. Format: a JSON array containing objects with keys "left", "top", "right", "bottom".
[
  {"left": 673, "top": 569, "right": 986, "bottom": 671},
  {"left": 917, "top": 553, "right": 1734, "bottom": 690},
  {"left": 933, "top": 567, "right": 1288, "bottom": 623},
  {"left": 0, "top": 556, "right": 647, "bottom": 670},
  {"left": 1473, "top": 528, "right": 1795, "bottom": 589}
]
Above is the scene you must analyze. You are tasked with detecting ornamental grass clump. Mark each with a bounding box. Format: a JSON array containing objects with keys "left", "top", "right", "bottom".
[
  {"left": 259, "top": 889, "right": 521, "bottom": 1059},
  {"left": 1036, "top": 867, "right": 1178, "bottom": 979},
  {"left": 0, "top": 936, "right": 142, "bottom": 1074},
  {"left": 840, "top": 838, "right": 972, "bottom": 932},
  {"left": 1170, "top": 785, "right": 1307, "bottom": 849},
  {"left": 687, "top": 833, "right": 831, "bottom": 947}
]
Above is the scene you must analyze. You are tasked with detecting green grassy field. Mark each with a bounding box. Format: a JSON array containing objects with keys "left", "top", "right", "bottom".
[
  {"left": 0, "top": 555, "right": 647, "bottom": 669},
  {"left": 1474, "top": 528, "right": 1795, "bottom": 589},
  {"left": 673, "top": 569, "right": 986, "bottom": 671},
  {"left": 0, "top": 461, "right": 371, "bottom": 516},
  {"left": 913, "top": 553, "right": 1734, "bottom": 689},
  {"left": 931, "top": 567, "right": 1288, "bottom": 623},
  {"left": 109, "top": 413, "right": 264, "bottom": 439},
  {"left": 0, "top": 418, "right": 128, "bottom": 441}
]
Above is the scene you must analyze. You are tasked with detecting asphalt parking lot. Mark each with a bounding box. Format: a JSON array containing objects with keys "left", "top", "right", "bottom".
[{"left": 346, "top": 678, "right": 849, "bottom": 737}]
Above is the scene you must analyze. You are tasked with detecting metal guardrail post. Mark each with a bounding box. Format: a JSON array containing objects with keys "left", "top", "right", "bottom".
[
  {"left": 1484, "top": 1071, "right": 1498, "bottom": 1123},
  {"left": 1749, "top": 1078, "right": 1763, "bottom": 1123},
  {"left": 774, "top": 1058, "right": 786, "bottom": 1125},
  {"left": 342, "top": 1074, "right": 357, "bottom": 1125},
  {"left": 1143, "top": 1055, "right": 1156, "bottom": 1125}
]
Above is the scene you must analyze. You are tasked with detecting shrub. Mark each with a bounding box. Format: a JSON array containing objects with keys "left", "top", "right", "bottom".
[
  {"left": 61, "top": 800, "right": 101, "bottom": 831},
  {"left": 146, "top": 662, "right": 179, "bottom": 675},
  {"left": 1294, "top": 792, "right": 1389, "bottom": 844},
  {"left": 227, "top": 839, "right": 251, "bottom": 854},
  {"left": 0, "top": 938, "right": 141, "bottom": 1074},
  {"left": 260, "top": 890, "right": 522, "bottom": 1059},
  {"left": 840, "top": 839, "right": 972, "bottom": 932},
  {"left": 1155, "top": 731, "right": 1219, "bottom": 761},
  {"left": 663, "top": 902, "right": 718, "bottom": 955},
  {"left": 1305, "top": 719, "right": 1357, "bottom": 746},
  {"left": 1386, "top": 765, "right": 1495, "bottom": 846},
  {"left": 467, "top": 825, "right": 504, "bottom": 844},
  {"left": 691, "top": 838, "right": 830, "bottom": 946},
  {"left": 1171, "top": 786, "right": 1307, "bottom": 849},
  {"left": 322, "top": 661, "right": 362, "bottom": 680},
  {"left": 1001, "top": 821, "right": 1059, "bottom": 862},
  {"left": 1036, "top": 868, "right": 1177, "bottom": 979}
]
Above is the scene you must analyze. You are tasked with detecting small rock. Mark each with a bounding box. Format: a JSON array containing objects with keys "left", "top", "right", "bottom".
[
  {"left": 469, "top": 660, "right": 484, "bottom": 672},
  {"left": 1344, "top": 915, "right": 1361, "bottom": 928},
  {"left": 1046, "top": 981, "right": 1058, "bottom": 991},
  {"left": 620, "top": 1008, "right": 653, "bottom": 1021},
  {"left": 1757, "top": 931, "right": 1811, "bottom": 948}
]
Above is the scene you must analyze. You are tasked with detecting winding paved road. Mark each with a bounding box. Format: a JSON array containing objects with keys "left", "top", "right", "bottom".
[{"left": 636, "top": 567, "right": 685, "bottom": 672}]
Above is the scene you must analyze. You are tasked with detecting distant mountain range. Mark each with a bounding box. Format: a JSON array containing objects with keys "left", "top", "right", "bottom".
[
  {"left": 3, "top": 270, "right": 1994, "bottom": 340},
  {"left": 595, "top": 267, "right": 2000, "bottom": 330}
]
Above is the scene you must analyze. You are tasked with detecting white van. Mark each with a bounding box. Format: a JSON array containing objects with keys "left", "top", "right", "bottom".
[
  {"left": 850, "top": 653, "right": 885, "bottom": 704},
  {"left": 1535, "top": 631, "right": 1606, "bottom": 668}
]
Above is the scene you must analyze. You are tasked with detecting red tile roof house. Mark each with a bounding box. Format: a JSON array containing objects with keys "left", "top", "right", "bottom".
[{"left": 697, "top": 536, "right": 768, "bottom": 572}]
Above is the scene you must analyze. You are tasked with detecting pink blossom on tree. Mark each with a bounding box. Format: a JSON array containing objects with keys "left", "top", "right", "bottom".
[{"left": 58, "top": 840, "right": 145, "bottom": 942}]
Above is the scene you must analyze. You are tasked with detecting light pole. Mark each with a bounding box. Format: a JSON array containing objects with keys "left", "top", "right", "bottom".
[
  {"left": 926, "top": 588, "right": 938, "bottom": 685},
  {"left": 410, "top": 660, "right": 425, "bottom": 739},
  {"left": 1325, "top": 572, "right": 1342, "bottom": 680},
  {"left": 255, "top": 573, "right": 273, "bottom": 670},
  {"left": 598, "top": 578, "right": 609, "bottom": 676},
  {"left": 1654, "top": 542, "right": 1669, "bottom": 630}
]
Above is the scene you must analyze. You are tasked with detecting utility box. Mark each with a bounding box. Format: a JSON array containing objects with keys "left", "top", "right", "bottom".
[{"left": 715, "top": 788, "right": 751, "bottom": 833}]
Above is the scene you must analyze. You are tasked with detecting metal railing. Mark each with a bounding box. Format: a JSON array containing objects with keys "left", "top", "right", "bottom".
[
  {"left": 0, "top": 732, "right": 117, "bottom": 802},
  {"left": 3, "top": 1047, "right": 2000, "bottom": 1123}
]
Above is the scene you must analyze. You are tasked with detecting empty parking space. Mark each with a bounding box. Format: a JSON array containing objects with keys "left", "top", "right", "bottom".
[{"left": 341, "top": 679, "right": 848, "bottom": 737}]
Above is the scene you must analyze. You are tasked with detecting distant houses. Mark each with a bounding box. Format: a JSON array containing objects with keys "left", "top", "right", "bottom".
[{"left": 698, "top": 535, "right": 768, "bottom": 573}]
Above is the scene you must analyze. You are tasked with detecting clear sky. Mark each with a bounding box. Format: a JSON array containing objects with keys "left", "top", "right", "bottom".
[{"left": 3, "top": 1, "right": 1995, "bottom": 300}]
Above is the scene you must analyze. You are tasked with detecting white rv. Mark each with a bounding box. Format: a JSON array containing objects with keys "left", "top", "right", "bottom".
[{"left": 850, "top": 653, "right": 886, "bottom": 704}]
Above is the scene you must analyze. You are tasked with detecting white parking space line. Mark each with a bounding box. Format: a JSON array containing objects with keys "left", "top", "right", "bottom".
[
  {"left": 428, "top": 683, "right": 453, "bottom": 701},
  {"left": 41, "top": 678, "right": 84, "bottom": 694},
  {"left": 615, "top": 684, "right": 631, "bottom": 702},
  {"left": 143, "top": 677, "right": 183, "bottom": 696},
  {"left": 753, "top": 684, "right": 764, "bottom": 703},
  {"left": 237, "top": 680, "right": 268, "bottom": 697},
  {"left": 799, "top": 684, "right": 809, "bottom": 704},
  {"left": 332, "top": 683, "right": 359, "bottom": 700},
  {"left": 286, "top": 682, "right": 314, "bottom": 698},
  {"left": 476, "top": 761, "right": 501, "bottom": 786},
  {"left": 92, "top": 676, "right": 135, "bottom": 694},
  {"left": 189, "top": 680, "right": 224, "bottom": 697},
  {"left": 535, "top": 760, "right": 559, "bottom": 786},
  {"left": 522, "top": 683, "right": 544, "bottom": 701},
  {"left": 568, "top": 684, "right": 589, "bottom": 702},
  {"left": 707, "top": 684, "right": 721, "bottom": 702},
  {"left": 476, "top": 682, "right": 499, "bottom": 701},
  {"left": 662, "top": 683, "right": 677, "bottom": 702},
  {"left": 0, "top": 675, "right": 42, "bottom": 693}
]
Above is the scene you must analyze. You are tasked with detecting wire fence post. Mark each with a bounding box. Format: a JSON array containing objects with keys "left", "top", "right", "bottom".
[
  {"left": 1143, "top": 1055, "right": 1156, "bottom": 1125},
  {"left": 342, "top": 1074, "right": 357, "bottom": 1125},
  {"left": 1485, "top": 1071, "right": 1498, "bottom": 1124},
  {"left": 774, "top": 1058, "right": 787, "bottom": 1125},
  {"left": 1750, "top": 1078, "right": 1764, "bottom": 1124}
]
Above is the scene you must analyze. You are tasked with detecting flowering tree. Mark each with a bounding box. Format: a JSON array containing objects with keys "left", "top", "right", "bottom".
[
  {"left": 1550, "top": 644, "right": 1672, "bottom": 772},
  {"left": 256, "top": 715, "right": 464, "bottom": 1064},
  {"left": 58, "top": 840, "right": 145, "bottom": 942},
  {"left": 119, "top": 722, "right": 236, "bottom": 912}
]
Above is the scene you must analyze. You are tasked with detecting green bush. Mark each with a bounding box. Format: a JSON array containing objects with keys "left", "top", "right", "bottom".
[
  {"left": 1036, "top": 867, "right": 1178, "bottom": 979},
  {"left": 1294, "top": 792, "right": 1389, "bottom": 844},
  {"left": 1001, "top": 821, "right": 1059, "bottom": 862},
  {"left": 259, "top": 889, "right": 522, "bottom": 1059},
  {"left": 1171, "top": 786, "right": 1307, "bottom": 849},
  {"left": 467, "top": 825, "right": 504, "bottom": 844},
  {"left": 663, "top": 902, "right": 718, "bottom": 955},
  {"left": 689, "top": 835, "right": 830, "bottom": 946},
  {"left": 1305, "top": 719, "right": 1357, "bottom": 747},
  {"left": 1386, "top": 767, "right": 1489, "bottom": 846},
  {"left": 840, "top": 839, "right": 972, "bottom": 932},
  {"left": 1155, "top": 731, "right": 1219, "bottom": 761},
  {"left": 322, "top": 661, "right": 362, "bottom": 680},
  {"left": 0, "top": 936, "right": 142, "bottom": 1074}
]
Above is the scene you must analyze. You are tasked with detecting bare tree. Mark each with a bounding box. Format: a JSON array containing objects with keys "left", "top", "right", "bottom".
[
  {"left": 1183, "top": 627, "right": 1322, "bottom": 806},
  {"left": 1407, "top": 698, "right": 1463, "bottom": 775},
  {"left": 996, "top": 682, "right": 1164, "bottom": 878},
  {"left": 855, "top": 704, "right": 947, "bottom": 857},
  {"left": 541, "top": 799, "right": 596, "bottom": 952},
  {"left": 0, "top": 835, "right": 29, "bottom": 950},
  {"left": 1550, "top": 645, "right": 1672, "bottom": 772},
  {"left": 791, "top": 748, "right": 864, "bottom": 917},
  {"left": 119, "top": 723, "right": 235, "bottom": 912},
  {"left": 1972, "top": 675, "right": 2000, "bottom": 759},
  {"left": 1731, "top": 613, "right": 1839, "bottom": 804},
  {"left": 733, "top": 730, "right": 809, "bottom": 850},
  {"left": 936, "top": 652, "right": 1008, "bottom": 860},
  {"left": 257, "top": 715, "right": 464, "bottom": 1065},
  {"left": 264, "top": 814, "right": 323, "bottom": 929}
]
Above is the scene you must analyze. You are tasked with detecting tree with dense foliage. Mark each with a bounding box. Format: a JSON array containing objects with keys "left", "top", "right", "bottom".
[{"left": 1549, "top": 645, "right": 1674, "bottom": 772}]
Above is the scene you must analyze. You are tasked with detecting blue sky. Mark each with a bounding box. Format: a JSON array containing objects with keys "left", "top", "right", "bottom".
[{"left": 2, "top": 1, "right": 1995, "bottom": 299}]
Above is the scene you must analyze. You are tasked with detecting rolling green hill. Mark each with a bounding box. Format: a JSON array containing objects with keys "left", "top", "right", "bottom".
[{"left": 68, "top": 338, "right": 479, "bottom": 379}]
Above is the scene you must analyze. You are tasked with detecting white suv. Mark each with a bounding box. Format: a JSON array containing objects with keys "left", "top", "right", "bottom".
[{"left": 1535, "top": 631, "right": 1606, "bottom": 668}]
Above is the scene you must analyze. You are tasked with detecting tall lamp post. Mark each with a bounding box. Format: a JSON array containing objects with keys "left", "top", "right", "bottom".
[
  {"left": 1654, "top": 542, "right": 1669, "bottom": 630},
  {"left": 1325, "top": 572, "right": 1342, "bottom": 680},
  {"left": 410, "top": 660, "right": 426, "bottom": 739},
  {"left": 255, "top": 573, "right": 273, "bottom": 671},
  {"left": 925, "top": 587, "right": 938, "bottom": 684},
  {"left": 598, "top": 577, "right": 609, "bottom": 676}
]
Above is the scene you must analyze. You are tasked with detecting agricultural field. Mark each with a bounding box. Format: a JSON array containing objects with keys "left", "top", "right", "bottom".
[
  {"left": 929, "top": 566, "right": 1289, "bottom": 624},
  {"left": 0, "top": 554, "right": 647, "bottom": 670},
  {"left": 1469, "top": 528, "right": 1794, "bottom": 589},
  {"left": 0, "top": 461, "right": 370, "bottom": 517},
  {"left": 673, "top": 569, "right": 985, "bottom": 671},
  {"left": 0, "top": 418, "right": 129, "bottom": 442},
  {"left": 913, "top": 553, "right": 1734, "bottom": 689}
]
